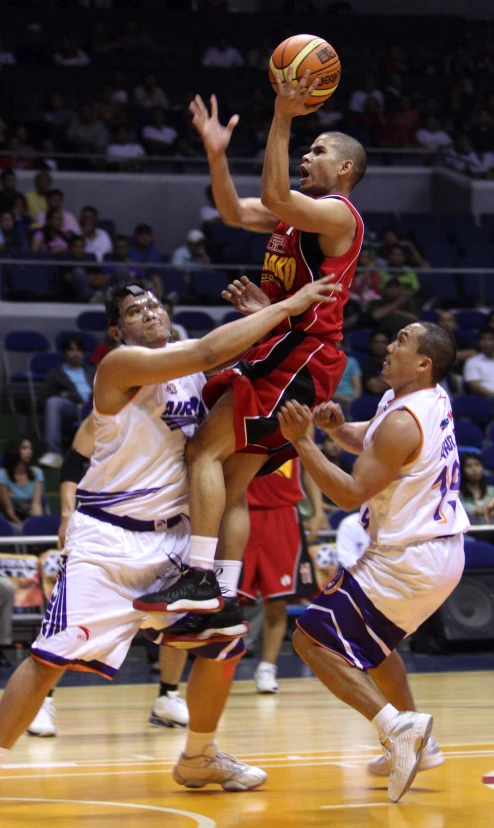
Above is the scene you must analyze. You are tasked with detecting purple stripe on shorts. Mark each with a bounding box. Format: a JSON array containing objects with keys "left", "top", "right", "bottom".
[
  {"left": 31, "top": 646, "right": 117, "bottom": 679},
  {"left": 296, "top": 569, "right": 406, "bottom": 671}
]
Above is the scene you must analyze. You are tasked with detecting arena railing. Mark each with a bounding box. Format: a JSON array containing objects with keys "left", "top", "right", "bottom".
[
  {"left": 1, "top": 147, "right": 443, "bottom": 173},
  {"left": 1, "top": 260, "right": 494, "bottom": 305}
]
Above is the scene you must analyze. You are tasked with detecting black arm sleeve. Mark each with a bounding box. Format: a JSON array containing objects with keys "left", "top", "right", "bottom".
[{"left": 59, "top": 448, "right": 90, "bottom": 485}]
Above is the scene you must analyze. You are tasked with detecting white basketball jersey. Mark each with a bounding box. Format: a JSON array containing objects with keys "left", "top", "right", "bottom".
[
  {"left": 359, "top": 385, "right": 470, "bottom": 546},
  {"left": 77, "top": 361, "right": 206, "bottom": 522}
]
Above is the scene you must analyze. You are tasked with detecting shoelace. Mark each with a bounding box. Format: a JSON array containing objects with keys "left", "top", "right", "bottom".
[{"left": 206, "top": 750, "right": 245, "bottom": 772}]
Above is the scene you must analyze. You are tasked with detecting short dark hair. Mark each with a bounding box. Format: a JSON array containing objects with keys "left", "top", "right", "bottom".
[
  {"left": 81, "top": 205, "right": 98, "bottom": 217},
  {"left": 61, "top": 334, "right": 85, "bottom": 352},
  {"left": 324, "top": 131, "right": 367, "bottom": 187},
  {"left": 135, "top": 223, "right": 152, "bottom": 235},
  {"left": 1, "top": 169, "right": 15, "bottom": 183},
  {"left": 69, "top": 234, "right": 84, "bottom": 245},
  {"left": 105, "top": 280, "right": 155, "bottom": 327},
  {"left": 47, "top": 188, "right": 63, "bottom": 199},
  {"left": 416, "top": 322, "right": 457, "bottom": 384}
]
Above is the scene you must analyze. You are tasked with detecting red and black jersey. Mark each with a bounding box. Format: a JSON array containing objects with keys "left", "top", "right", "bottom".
[
  {"left": 247, "top": 458, "right": 304, "bottom": 509},
  {"left": 261, "top": 194, "right": 364, "bottom": 341}
]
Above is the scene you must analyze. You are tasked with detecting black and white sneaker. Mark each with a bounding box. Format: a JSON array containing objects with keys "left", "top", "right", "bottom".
[
  {"left": 160, "top": 598, "right": 249, "bottom": 645},
  {"left": 133, "top": 567, "right": 224, "bottom": 614}
]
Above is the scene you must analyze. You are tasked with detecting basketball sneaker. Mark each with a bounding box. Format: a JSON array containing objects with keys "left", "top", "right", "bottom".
[
  {"left": 160, "top": 598, "right": 249, "bottom": 646},
  {"left": 27, "top": 698, "right": 57, "bottom": 738},
  {"left": 254, "top": 662, "right": 279, "bottom": 694},
  {"left": 133, "top": 567, "right": 224, "bottom": 614},
  {"left": 380, "top": 711, "right": 433, "bottom": 803},
  {"left": 367, "top": 735, "right": 444, "bottom": 776},
  {"left": 173, "top": 743, "right": 268, "bottom": 791},
  {"left": 149, "top": 691, "right": 189, "bottom": 728}
]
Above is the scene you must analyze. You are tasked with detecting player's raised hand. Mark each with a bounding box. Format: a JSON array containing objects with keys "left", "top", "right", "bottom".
[
  {"left": 274, "top": 67, "right": 324, "bottom": 117},
  {"left": 313, "top": 401, "right": 346, "bottom": 433},
  {"left": 277, "top": 400, "right": 313, "bottom": 444},
  {"left": 283, "top": 274, "right": 341, "bottom": 315},
  {"left": 222, "top": 275, "right": 270, "bottom": 316},
  {"left": 189, "top": 94, "right": 239, "bottom": 158}
]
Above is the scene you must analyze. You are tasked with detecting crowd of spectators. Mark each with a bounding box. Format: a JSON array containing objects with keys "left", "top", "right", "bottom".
[{"left": 0, "top": 16, "right": 492, "bottom": 174}]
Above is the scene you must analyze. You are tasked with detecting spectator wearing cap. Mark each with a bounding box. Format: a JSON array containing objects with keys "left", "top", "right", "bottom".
[
  {"left": 80, "top": 206, "right": 113, "bottom": 263},
  {"left": 36, "top": 188, "right": 80, "bottom": 235},
  {"left": 39, "top": 335, "right": 94, "bottom": 469},
  {"left": 171, "top": 229, "right": 211, "bottom": 268},
  {"left": 25, "top": 170, "right": 52, "bottom": 220}
]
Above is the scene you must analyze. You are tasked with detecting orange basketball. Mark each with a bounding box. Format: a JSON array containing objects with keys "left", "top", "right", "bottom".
[{"left": 269, "top": 34, "right": 341, "bottom": 106}]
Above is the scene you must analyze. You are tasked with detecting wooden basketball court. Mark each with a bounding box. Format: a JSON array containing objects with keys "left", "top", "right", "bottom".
[{"left": 1, "top": 669, "right": 493, "bottom": 827}]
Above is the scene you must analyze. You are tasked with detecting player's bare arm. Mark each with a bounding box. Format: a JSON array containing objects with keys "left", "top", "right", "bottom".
[
  {"left": 189, "top": 94, "right": 278, "bottom": 233},
  {"left": 313, "top": 401, "right": 371, "bottom": 455},
  {"left": 261, "top": 68, "right": 356, "bottom": 246},
  {"left": 96, "top": 277, "right": 341, "bottom": 413},
  {"left": 278, "top": 400, "right": 421, "bottom": 512},
  {"left": 58, "top": 413, "right": 95, "bottom": 548}
]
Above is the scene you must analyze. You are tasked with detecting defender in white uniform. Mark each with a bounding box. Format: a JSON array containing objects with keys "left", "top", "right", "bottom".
[
  {"left": 0, "top": 276, "right": 340, "bottom": 789},
  {"left": 277, "top": 321, "right": 468, "bottom": 803}
]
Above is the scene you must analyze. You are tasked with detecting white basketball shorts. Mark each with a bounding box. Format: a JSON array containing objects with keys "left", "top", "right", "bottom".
[{"left": 31, "top": 511, "right": 190, "bottom": 679}]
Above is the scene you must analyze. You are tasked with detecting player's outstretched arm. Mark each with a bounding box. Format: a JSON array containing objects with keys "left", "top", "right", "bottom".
[
  {"left": 261, "top": 68, "right": 356, "bottom": 237},
  {"left": 313, "top": 401, "right": 370, "bottom": 455},
  {"left": 190, "top": 94, "right": 278, "bottom": 233},
  {"left": 97, "top": 277, "right": 341, "bottom": 395},
  {"left": 278, "top": 401, "right": 421, "bottom": 512}
]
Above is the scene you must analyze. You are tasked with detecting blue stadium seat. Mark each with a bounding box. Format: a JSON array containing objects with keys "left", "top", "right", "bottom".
[
  {"left": 249, "top": 233, "right": 271, "bottom": 264},
  {"left": 349, "top": 395, "right": 379, "bottom": 421},
  {"left": 0, "top": 516, "right": 15, "bottom": 537},
  {"left": 463, "top": 539, "right": 494, "bottom": 569},
  {"left": 22, "top": 515, "right": 61, "bottom": 536},
  {"left": 222, "top": 310, "right": 243, "bottom": 324},
  {"left": 345, "top": 350, "right": 370, "bottom": 368},
  {"left": 453, "top": 396, "right": 494, "bottom": 425},
  {"left": 457, "top": 243, "right": 494, "bottom": 268},
  {"left": 348, "top": 329, "right": 371, "bottom": 352},
  {"left": 487, "top": 422, "right": 494, "bottom": 444},
  {"left": 29, "top": 352, "right": 64, "bottom": 379},
  {"left": 55, "top": 331, "right": 98, "bottom": 352},
  {"left": 204, "top": 224, "right": 250, "bottom": 264},
  {"left": 455, "top": 328, "right": 478, "bottom": 348},
  {"left": 481, "top": 446, "right": 494, "bottom": 471},
  {"left": 98, "top": 219, "right": 115, "bottom": 237},
  {"left": 77, "top": 311, "right": 107, "bottom": 332},
  {"left": 362, "top": 212, "right": 398, "bottom": 235},
  {"left": 6, "top": 259, "right": 55, "bottom": 301},
  {"left": 454, "top": 420, "right": 484, "bottom": 450},
  {"left": 455, "top": 311, "right": 487, "bottom": 330},
  {"left": 2, "top": 331, "right": 50, "bottom": 417},
  {"left": 420, "top": 310, "right": 439, "bottom": 322},
  {"left": 340, "top": 450, "right": 357, "bottom": 469},
  {"left": 173, "top": 311, "right": 215, "bottom": 337}
]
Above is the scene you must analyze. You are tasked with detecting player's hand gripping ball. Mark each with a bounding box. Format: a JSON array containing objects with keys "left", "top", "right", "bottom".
[{"left": 269, "top": 34, "right": 341, "bottom": 107}]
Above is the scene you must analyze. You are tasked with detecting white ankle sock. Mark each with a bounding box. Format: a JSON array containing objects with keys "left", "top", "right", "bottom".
[
  {"left": 215, "top": 559, "right": 242, "bottom": 598},
  {"left": 185, "top": 729, "right": 217, "bottom": 757},
  {"left": 0, "top": 747, "right": 9, "bottom": 766},
  {"left": 258, "top": 661, "right": 276, "bottom": 672},
  {"left": 189, "top": 536, "right": 218, "bottom": 571},
  {"left": 372, "top": 703, "right": 400, "bottom": 737}
]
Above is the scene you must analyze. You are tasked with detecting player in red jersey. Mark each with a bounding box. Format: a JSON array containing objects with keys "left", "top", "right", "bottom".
[
  {"left": 242, "top": 457, "right": 322, "bottom": 694},
  {"left": 135, "top": 68, "right": 367, "bottom": 628}
]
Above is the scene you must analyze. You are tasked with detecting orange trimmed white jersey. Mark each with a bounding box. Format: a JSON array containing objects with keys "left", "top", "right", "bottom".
[{"left": 358, "top": 385, "right": 470, "bottom": 546}]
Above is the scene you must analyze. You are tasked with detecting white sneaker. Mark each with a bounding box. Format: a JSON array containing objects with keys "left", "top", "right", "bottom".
[
  {"left": 254, "top": 662, "right": 279, "bottom": 694},
  {"left": 173, "top": 743, "right": 268, "bottom": 791},
  {"left": 368, "top": 735, "right": 444, "bottom": 776},
  {"left": 39, "top": 452, "right": 63, "bottom": 469},
  {"left": 381, "top": 711, "right": 433, "bottom": 803},
  {"left": 149, "top": 691, "right": 189, "bottom": 728},
  {"left": 27, "top": 698, "right": 57, "bottom": 737}
]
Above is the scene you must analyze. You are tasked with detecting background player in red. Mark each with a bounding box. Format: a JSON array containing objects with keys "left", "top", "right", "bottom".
[
  {"left": 241, "top": 455, "right": 323, "bottom": 694},
  {"left": 136, "top": 68, "right": 367, "bottom": 630}
]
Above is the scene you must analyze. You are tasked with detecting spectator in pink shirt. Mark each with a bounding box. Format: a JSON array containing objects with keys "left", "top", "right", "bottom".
[
  {"left": 35, "top": 188, "right": 80, "bottom": 235},
  {"left": 31, "top": 207, "right": 69, "bottom": 255}
]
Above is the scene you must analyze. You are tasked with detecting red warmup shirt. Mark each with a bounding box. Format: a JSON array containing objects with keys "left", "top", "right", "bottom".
[
  {"left": 247, "top": 458, "right": 304, "bottom": 510},
  {"left": 260, "top": 194, "right": 364, "bottom": 342}
]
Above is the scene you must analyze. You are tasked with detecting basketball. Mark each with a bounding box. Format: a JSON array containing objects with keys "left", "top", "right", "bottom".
[{"left": 269, "top": 34, "right": 341, "bottom": 106}]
